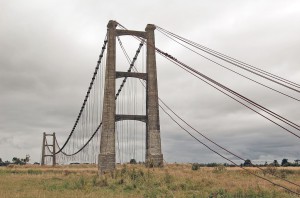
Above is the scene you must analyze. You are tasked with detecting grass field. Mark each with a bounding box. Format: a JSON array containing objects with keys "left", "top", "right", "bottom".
[{"left": 0, "top": 164, "right": 300, "bottom": 197}]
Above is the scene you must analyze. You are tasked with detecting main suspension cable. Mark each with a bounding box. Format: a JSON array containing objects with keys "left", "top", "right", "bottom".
[
  {"left": 156, "top": 29, "right": 300, "bottom": 102},
  {"left": 156, "top": 49, "right": 300, "bottom": 139},
  {"left": 58, "top": 38, "right": 144, "bottom": 157},
  {"left": 55, "top": 35, "right": 108, "bottom": 154},
  {"left": 116, "top": 21, "right": 300, "bottom": 138},
  {"left": 56, "top": 123, "right": 102, "bottom": 156},
  {"left": 156, "top": 26, "right": 300, "bottom": 90}
]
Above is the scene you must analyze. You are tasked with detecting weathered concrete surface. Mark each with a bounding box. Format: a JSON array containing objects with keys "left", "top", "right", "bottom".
[
  {"left": 98, "top": 153, "right": 115, "bottom": 173},
  {"left": 145, "top": 24, "right": 163, "bottom": 167},
  {"left": 99, "top": 20, "right": 118, "bottom": 174}
]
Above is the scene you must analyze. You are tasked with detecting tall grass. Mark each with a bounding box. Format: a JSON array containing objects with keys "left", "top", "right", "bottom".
[{"left": 0, "top": 164, "right": 299, "bottom": 197}]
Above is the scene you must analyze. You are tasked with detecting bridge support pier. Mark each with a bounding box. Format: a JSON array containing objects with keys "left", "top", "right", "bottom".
[{"left": 98, "top": 20, "right": 163, "bottom": 174}]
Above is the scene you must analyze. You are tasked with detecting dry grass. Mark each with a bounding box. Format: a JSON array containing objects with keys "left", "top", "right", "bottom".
[{"left": 0, "top": 164, "right": 300, "bottom": 197}]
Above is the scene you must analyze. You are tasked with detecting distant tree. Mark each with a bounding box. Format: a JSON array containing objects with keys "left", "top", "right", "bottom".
[
  {"left": 281, "top": 159, "right": 289, "bottom": 166},
  {"left": 12, "top": 157, "right": 24, "bottom": 165},
  {"left": 273, "top": 160, "right": 279, "bottom": 167},
  {"left": 11, "top": 155, "right": 30, "bottom": 165},
  {"left": 243, "top": 159, "right": 252, "bottom": 167},
  {"left": 21, "top": 154, "right": 30, "bottom": 164},
  {"left": 0, "top": 159, "right": 8, "bottom": 166},
  {"left": 207, "top": 163, "right": 220, "bottom": 167},
  {"left": 264, "top": 162, "right": 268, "bottom": 166}
]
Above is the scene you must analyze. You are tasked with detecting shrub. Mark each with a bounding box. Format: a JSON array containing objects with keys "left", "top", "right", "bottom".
[
  {"left": 213, "top": 165, "right": 226, "bottom": 173},
  {"left": 243, "top": 159, "right": 252, "bottom": 167},
  {"left": 130, "top": 159, "right": 137, "bottom": 164},
  {"left": 192, "top": 163, "right": 200, "bottom": 171},
  {"left": 264, "top": 166, "right": 277, "bottom": 176}
]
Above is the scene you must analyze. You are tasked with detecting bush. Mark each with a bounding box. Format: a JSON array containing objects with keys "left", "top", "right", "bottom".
[
  {"left": 192, "top": 163, "right": 200, "bottom": 171},
  {"left": 243, "top": 159, "right": 252, "bottom": 167},
  {"left": 213, "top": 165, "right": 226, "bottom": 173},
  {"left": 130, "top": 159, "right": 137, "bottom": 164},
  {"left": 264, "top": 166, "right": 277, "bottom": 176}
]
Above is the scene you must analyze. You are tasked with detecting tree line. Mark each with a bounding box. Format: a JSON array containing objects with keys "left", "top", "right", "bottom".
[
  {"left": 242, "top": 158, "right": 300, "bottom": 167},
  {"left": 0, "top": 155, "right": 30, "bottom": 166},
  {"left": 190, "top": 158, "right": 300, "bottom": 168}
]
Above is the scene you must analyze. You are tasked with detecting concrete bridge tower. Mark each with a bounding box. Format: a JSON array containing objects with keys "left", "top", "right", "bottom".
[{"left": 98, "top": 20, "right": 163, "bottom": 174}]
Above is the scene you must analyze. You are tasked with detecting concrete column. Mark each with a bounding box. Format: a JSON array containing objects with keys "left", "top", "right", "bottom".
[
  {"left": 52, "top": 132, "right": 56, "bottom": 166},
  {"left": 41, "top": 132, "right": 46, "bottom": 166},
  {"left": 99, "top": 20, "right": 118, "bottom": 174},
  {"left": 145, "top": 24, "right": 163, "bottom": 167}
]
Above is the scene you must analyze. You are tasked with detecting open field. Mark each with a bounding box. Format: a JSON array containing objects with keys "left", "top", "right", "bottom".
[{"left": 0, "top": 164, "right": 300, "bottom": 197}]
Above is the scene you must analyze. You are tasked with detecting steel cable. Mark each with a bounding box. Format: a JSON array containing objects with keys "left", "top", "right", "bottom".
[
  {"left": 156, "top": 29, "right": 300, "bottom": 102},
  {"left": 156, "top": 26, "right": 300, "bottom": 90},
  {"left": 156, "top": 49, "right": 300, "bottom": 139},
  {"left": 55, "top": 35, "right": 108, "bottom": 154}
]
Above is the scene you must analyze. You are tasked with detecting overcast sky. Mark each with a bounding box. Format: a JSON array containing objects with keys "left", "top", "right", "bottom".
[{"left": 1, "top": 0, "right": 300, "bottom": 164}]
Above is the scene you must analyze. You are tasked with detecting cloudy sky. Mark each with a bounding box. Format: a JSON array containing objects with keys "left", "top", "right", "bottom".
[{"left": 1, "top": 0, "right": 300, "bottom": 164}]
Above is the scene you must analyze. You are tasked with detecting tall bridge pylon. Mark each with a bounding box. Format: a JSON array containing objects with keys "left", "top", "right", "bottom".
[
  {"left": 99, "top": 20, "right": 163, "bottom": 173},
  {"left": 41, "top": 132, "right": 56, "bottom": 166}
]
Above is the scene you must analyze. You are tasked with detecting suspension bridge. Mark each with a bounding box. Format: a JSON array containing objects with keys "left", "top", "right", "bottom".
[{"left": 40, "top": 20, "right": 300, "bottom": 195}]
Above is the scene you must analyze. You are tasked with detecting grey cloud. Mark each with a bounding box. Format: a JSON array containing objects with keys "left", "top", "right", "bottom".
[{"left": 1, "top": 0, "right": 300, "bottom": 164}]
